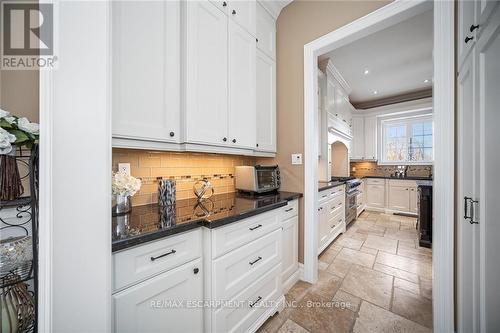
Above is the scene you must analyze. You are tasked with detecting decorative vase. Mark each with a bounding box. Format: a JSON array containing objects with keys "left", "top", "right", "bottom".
[
  {"left": 1, "top": 280, "right": 35, "bottom": 333},
  {"left": 0, "top": 146, "right": 24, "bottom": 201},
  {"left": 158, "top": 180, "right": 176, "bottom": 206},
  {"left": 112, "top": 194, "right": 131, "bottom": 216},
  {"left": 193, "top": 179, "right": 214, "bottom": 200}
]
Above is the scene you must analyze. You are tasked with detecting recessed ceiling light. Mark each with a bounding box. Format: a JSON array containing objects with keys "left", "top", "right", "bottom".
[
  {"left": 373, "top": 90, "right": 378, "bottom": 95},
  {"left": 364, "top": 69, "right": 370, "bottom": 75},
  {"left": 424, "top": 79, "right": 430, "bottom": 83}
]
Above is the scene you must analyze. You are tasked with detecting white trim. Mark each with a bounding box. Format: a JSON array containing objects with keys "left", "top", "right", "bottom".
[
  {"left": 304, "top": 1, "right": 455, "bottom": 331},
  {"left": 282, "top": 268, "right": 301, "bottom": 294}
]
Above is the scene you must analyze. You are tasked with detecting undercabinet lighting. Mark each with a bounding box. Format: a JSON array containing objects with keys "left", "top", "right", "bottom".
[{"left": 364, "top": 69, "right": 370, "bottom": 75}]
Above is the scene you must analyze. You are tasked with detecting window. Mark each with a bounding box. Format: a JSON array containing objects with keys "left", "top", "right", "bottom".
[{"left": 381, "top": 116, "right": 433, "bottom": 164}]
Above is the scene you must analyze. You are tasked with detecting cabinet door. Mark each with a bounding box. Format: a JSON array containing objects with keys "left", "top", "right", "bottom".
[
  {"left": 229, "top": 0, "right": 256, "bottom": 36},
  {"left": 228, "top": 21, "right": 257, "bottom": 149},
  {"left": 351, "top": 117, "right": 365, "bottom": 159},
  {"left": 318, "top": 201, "right": 330, "bottom": 250},
  {"left": 256, "top": 2, "right": 275, "bottom": 59},
  {"left": 458, "top": 0, "right": 477, "bottom": 68},
  {"left": 282, "top": 216, "right": 298, "bottom": 283},
  {"left": 255, "top": 49, "right": 276, "bottom": 152},
  {"left": 364, "top": 117, "right": 378, "bottom": 160},
  {"left": 366, "top": 184, "right": 385, "bottom": 208},
  {"left": 184, "top": 1, "right": 229, "bottom": 146},
  {"left": 112, "top": 1, "right": 180, "bottom": 142},
  {"left": 388, "top": 186, "right": 410, "bottom": 212},
  {"left": 113, "top": 258, "right": 203, "bottom": 333},
  {"left": 409, "top": 187, "right": 418, "bottom": 214}
]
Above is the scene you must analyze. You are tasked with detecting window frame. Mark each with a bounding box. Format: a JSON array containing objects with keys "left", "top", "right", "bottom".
[{"left": 378, "top": 114, "right": 434, "bottom": 165}]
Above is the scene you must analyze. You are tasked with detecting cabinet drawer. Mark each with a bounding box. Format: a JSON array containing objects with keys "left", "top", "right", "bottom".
[
  {"left": 281, "top": 199, "right": 298, "bottom": 221},
  {"left": 113, "top": 229, "right": 202, "bottom": 291},
  {"left": 213, "top": 265, "right": 281, "bottom": 333},
  {"left": 329, "top": 210, "right": 344, "bottom": 231},
  {"left": 328, "top": 199, "right": 343, "bottom": 219},
  {"left": 388, "top": 179, "right": 417, "bottom": 187},
  {"left": 211, "top": 208, "right": 280, "bottom": 259},
  {"left": 319, "top": 185, "right": 344, "bottom": 203},
  {"left": 213, "top": 229, "right": 281, "bottom": 300},
  {"left": 366, "top": 178, "right": 385, "bottom": 185}
]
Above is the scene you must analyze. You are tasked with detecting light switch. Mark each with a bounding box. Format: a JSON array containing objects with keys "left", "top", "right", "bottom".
[{"left": 291, "top": 154, "right": 303, "bottom": 165}]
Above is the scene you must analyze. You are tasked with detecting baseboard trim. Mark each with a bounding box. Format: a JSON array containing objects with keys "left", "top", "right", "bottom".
[{"left": 283, "top": 268, "right": 301, "bottom": 294}]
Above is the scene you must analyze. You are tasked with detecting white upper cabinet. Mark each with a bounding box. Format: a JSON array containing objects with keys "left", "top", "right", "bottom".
[
  {"left": 228, "top": 0, "right": 256, "bottom": 37},
  {"left": 184, "top": 1, "right": 229, "bottom": 146},
  {"left": 458, "top": 0, "right": 477, "bottom": 68},
  {"left": 364, "top": 116, "right": 377, "bottom": 160},
  {"left": 228, "top": 20, "right": 257, "bottom": 149},
  {"left": 255, "top": 49, "right": 276, "bottom": 152},
  {"left": 351, "top": 116, "right": 365, "bottom": 160},
  {"left": 112, "top": 1, "right": 180, "bottom": 142},
  {"left": 256, "top": 2, "right": 276, "bottom": 59}
]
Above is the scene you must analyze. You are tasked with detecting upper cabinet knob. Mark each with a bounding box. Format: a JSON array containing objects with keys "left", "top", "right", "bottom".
[
  {"left": 222, "top": 1, "right": 227, "bottom": 7},
  {"left": 465, "top": 36, "right": 474, "bottom": 43},
  {"left": 256, "top": 143, "right": 259, "bottom": 147},
  {"left": 232, "top": 9, "right": 236, "bottom": 15},
  {"left": 470, "top": 24, "right": 479, "bottom": 32},
  {"left": 169, "top": 131, "right": 175, "bottom": 137},
  {"left": 223, "top": 137, "right": 227, "bottom": 142},
  {"left": 232, "top": 139, "right": 237, "bottom": 143}
]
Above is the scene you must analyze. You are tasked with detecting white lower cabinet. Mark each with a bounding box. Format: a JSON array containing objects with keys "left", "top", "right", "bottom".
[
  {"left": 409, "top": 187, "right": 418, "bottom": 214},
  {"left": 281, "top": 216, "right": 298, "bottom": 285},
  {"left": 113, "top": 258, "right": 203, "bottom": 333},
  {"left": 365, "top": 178, "right": 419, "bottom": 215},
  {"left": 318, "top": 186, "right": 345, "bottom": 254},
  {"left": 388, "top": 185, "right": 410, "bottom": 212},
  {"left": 366, "top": 184, "right": 385, "bottom": 209}
]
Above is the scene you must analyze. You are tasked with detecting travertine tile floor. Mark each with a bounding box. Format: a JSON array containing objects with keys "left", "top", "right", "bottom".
[{"left": 258, "top": 211, "right": 433, "bottom": 333}]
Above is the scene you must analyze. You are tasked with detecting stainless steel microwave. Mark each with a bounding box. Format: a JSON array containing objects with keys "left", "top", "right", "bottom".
[{"left": 234, "top": 165, "right": 281, "bottom": 193}]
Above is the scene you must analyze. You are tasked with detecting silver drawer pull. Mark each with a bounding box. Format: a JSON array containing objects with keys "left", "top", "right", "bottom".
[
  {"left": 285, "top": 207, "right": 294, "bottom": 212},
  {"left": 249, "top": 296, "right": 262, "bottom": 308},
  {"left": 249, "top": 224, "right": 262, "bottom": 231},
  {"left": 150, "top": 249, "right": 176, "bottom": 261},
  {"left": 249, "top": 256, "right": 262, "bottom": 265}
]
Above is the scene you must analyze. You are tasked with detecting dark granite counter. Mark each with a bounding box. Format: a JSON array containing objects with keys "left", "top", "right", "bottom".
[
  {"left": 112, "top": 191, "right": 302, "bottom": 252},
  {"left": 318, "top": 181, "right": 345, "bottom": 192},
  {"left": 361, "top": 176, "right": 433, "bottom": 181}
]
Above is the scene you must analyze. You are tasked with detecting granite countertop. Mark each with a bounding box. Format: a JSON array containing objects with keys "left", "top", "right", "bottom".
[
  {"left": 112, "top": 191, "right": 302, "bottom": 252},
  {"left": 361, "top": 175, "right": 433, "bottom": 181},
  {"left": 318, "top": 181, "right": 345, "bottom": 192}
]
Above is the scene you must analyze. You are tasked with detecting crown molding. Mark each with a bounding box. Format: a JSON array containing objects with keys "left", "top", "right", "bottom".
[
  {"left": 352, "top": 88, "right": 433, "bottom": 109},
  {"left": 258, "top": 0, "right": 293, "bottom": 20},
  {"left": 319, "top": 58, "right": 352, "bottom": 95}
]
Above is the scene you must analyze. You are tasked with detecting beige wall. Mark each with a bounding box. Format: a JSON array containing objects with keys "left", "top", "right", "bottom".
[
  {"left": 271, "top": 0, "right": 390, "bottom": 262},
  {"left": 0, "top": 69, "right": 39, "bottom": 122},
  {"left": 331, "top": 142, "right": 349, "bottom": 177}
]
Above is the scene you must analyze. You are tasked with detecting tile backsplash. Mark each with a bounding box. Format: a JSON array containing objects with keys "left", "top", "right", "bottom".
[
  {"left": 350, "top": 161, "right": 433, "bottom": 178},
  {"left": 112, "top": 149, "right": 256, "bottom": 206}
]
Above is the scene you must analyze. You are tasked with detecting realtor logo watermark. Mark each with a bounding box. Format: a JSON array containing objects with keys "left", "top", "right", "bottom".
[{"left": 1, "top": 1, "right": 57, "bottom": 69}]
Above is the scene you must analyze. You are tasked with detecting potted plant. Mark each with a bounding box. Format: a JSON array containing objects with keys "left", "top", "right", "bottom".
[
  {"left": 112, "top": 171, "right": 141, "bottom": 215},
  {"left": 0, "top": 109, "right": 39, "bottom": 201}
]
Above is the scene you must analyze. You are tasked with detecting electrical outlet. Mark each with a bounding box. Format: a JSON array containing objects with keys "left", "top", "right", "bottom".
[
  {"left": 291, "top": 154, "right": 303, "bottom": 165},
  {"left": 118, "top": 163, "right": 131, "bottom": 176}
]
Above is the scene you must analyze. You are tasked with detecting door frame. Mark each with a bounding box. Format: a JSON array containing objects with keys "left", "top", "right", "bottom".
[{"left": 303, "top": 0, "right": 455, "bottom": 331}]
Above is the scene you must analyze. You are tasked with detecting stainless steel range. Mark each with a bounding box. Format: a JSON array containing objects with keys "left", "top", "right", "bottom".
[{"left": 331, "top": 177, "right": 362, "bottom": 225}]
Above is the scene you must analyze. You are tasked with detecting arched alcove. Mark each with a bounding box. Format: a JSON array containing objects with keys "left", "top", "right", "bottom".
[{"left": 331, "top": 141, "right": 349, "bottom": 177}]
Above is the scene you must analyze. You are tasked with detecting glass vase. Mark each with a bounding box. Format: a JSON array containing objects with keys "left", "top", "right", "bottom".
[{"left": 112, "top": 194, "right": 131, "bottom": 216}]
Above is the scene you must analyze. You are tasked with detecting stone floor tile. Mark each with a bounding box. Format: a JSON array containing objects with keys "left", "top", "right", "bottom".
[
  {"left": 318, "top": 260, "right": 329, "bottom": 271},
  {"left": 336, "top": 237, "right": 364, "bottom": 251},
  {"left": 384, "top": 229, "right": 419, "bottom": 241},
  {"left": 332, "top": 289, "right": 362, "bottom": 312},
  {"left": 286, "top": 280, "right": 312, "bottom": 302},
  {"left": 276, "top": 319, "right": 310, "bottom": 333},
  {"left": 259, "top": 308, "right": 292, "bottom": 333},
  {"left": 340, "top": 265, "right": 394, "bottom": 309},
  {"left": 326, "top": 258, "right": 352, "bottom": 278},
  {"left": 353, "top": 301, "right": 431, "bottom": 333},
  {"left": 376, "top": 252, "right": 432, "bottom": 279},
  {"left": 394, "top": 277, "right": 420, "bottom": 295},
  {"left": 360, "top": 246, "right": 379, "bottom": 255},
  {"left": 372, "top": 262, "right": 420, "bottom": 284},
  {"left": 336, "top": 247, "right": 376, "bottom": 268},
  {"left": 356, "top": 225, "right": 386, "bottom": 236},
  {"left": 309, "top": 270, "right": 342, "bottom": 299},
  {"left": 392, "top": 288, "right": 433, "bottom": 328},
  {"left": 398, "top": 239, "right": 417, "bottom": 249},
  {"left": 420, "top": 278, "right": 432, "bottom": 300},
  {"left": 397, "top": 246, "right": 432, "bottom": 262},
  {"left": 375, "top": 219, "right": 401, "bottom": 230},
  {"left": 350, "top": 232, "right": 368, "bottom": 241},
  {"left": 289, "top": 292, "right": 356, "bottom": 333},
  {"left": 318, "top": 246, "right": 340, "bottom": 263},
  {"left": 363, "top": 234, "right": 398, "bottom": 254}
]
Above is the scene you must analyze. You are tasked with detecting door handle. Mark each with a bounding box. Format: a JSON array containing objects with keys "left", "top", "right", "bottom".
[{"left": 464, "top": 196, "right": 479, "bottom": 224}]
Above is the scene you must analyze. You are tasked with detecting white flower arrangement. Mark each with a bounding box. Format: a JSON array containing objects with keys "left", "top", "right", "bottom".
[
  {"left": 0, "top": 108, "right": 39, "bottom": 155},
  {"left": 112, "top": 172, "right": 142, "bottom": 197}
]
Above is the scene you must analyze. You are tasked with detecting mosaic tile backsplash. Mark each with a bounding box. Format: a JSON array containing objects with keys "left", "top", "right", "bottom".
[
  {"left": 350, "top": 161, "right": 433, "bottom": 178},
  {"left": 112, "top": 149, "right": 256, "bottom": 206}
]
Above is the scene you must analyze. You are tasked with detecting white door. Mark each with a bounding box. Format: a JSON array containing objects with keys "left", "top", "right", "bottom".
[
  {"left": 112, "top": 1, "right": 180, "bottom": 142},
  {"left": 476, "top": 4, "right": 500, "bottom": 330},
  {"left": 364, "top": 117, "right": 377, "bottom": 160},
  {"left": 113, "top": 258, "right": 203, "bottom": 333},
  {"left": 228, "top": 20, "right": 256, "bottom": 149},
  {"left": 388, "top": 185, "right": 410, "bottom": 212},
  {"left": 458, "top": 0, "right": 477, "bottom": 68},
  {"left": 184, "top": 1, "right": 229, "bottom": 146},
  {"left": 255, "top": 49, "right": 276, "bottom": 152},
  {"left": 282, "top": 216, "right": 298, "bottom": 283}
]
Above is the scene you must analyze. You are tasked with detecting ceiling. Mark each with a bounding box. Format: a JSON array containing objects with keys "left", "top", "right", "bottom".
[{"left": 320, "top": 8, "right": 433, "bottom": 106}]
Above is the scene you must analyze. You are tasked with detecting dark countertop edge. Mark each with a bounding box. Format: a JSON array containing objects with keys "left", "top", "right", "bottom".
[
  {"left": 318, "top": 181, "right": 345, "bottom": 192},
  {"left": 112, "top": 191, "right": 302, "bottom": 253},
  {"left": 360, "top": 176, "right": 433, "bottom": 181}
]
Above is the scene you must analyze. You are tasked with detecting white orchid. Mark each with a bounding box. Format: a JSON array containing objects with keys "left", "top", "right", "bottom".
[
  {"left": 4, "top": 116, "right": 16, "bottom": 124},
  {"left": 0, "top": 109, "right": 10, "bottom": 119},
  {"left": 0, "top": 127, "right": 16, "bottom": 155},
  {"left": 16, "top": 117, "right": 39, "bottom": 135},
  {"left": 112, "top": 172, "right": 142, "bottom": 197}
]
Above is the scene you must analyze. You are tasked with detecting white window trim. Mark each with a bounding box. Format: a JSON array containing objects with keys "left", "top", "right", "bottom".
[{"left": 378, "top": 114, "right": 434, "bottom": 165}]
